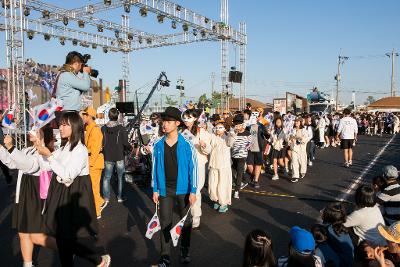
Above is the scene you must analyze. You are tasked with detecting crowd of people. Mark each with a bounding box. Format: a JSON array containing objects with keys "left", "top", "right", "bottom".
[{"left": 1, "top": 51, "right": 400, "bottom": 267}]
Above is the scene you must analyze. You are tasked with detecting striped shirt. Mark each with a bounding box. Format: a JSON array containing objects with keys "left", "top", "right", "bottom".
[
  {"left": 377, "top": 182, "right": 400, "bottom": 224},
  {"left": 231, "top": 130, "right": 252, "bottom": 159},
  {"left": 278, "top": 255, "right": 323, "bottom": 267}
]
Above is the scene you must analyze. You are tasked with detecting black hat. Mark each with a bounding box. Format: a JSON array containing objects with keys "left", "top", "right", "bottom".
[
  {"left": 210, "top": 113, "right": 221, "bottom": 122},
  {"left": 232, "top": 113, "right": 244, "bottom": 125},
  {"left": 161, "top": 106, "right": 182, "bottom": 122}
]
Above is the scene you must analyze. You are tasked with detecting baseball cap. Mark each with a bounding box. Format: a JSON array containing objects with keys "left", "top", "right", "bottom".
[
  {"left": 382, "top": 165, "right": 399, "bottom": 179},
  {"left": 83, "top": 106, "right": 97, "bottom": 118},
  {"left": 290, "top": 226, "right": 315, "bottom": 254},
  {"left": 378, "top": 222, "right": 400, "bottom": 243}
]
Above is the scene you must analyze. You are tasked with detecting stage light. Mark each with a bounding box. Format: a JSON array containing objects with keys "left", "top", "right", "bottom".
[
  {"left": 114, "top": 30, "right": 120, "bottom": 38},
  {"left": 78, "top": 20, "right": 85, "bottom": 28},
  {"left": 139, "top": 7, "right": 147, "bottom": 17},
  {"left": 72, "top": 39, "right": 78, "bottom": 46},
  {"left": 204, "top": 17, "right": 209, "bottom": 24},
  {"left": 127, "top": 33, "right": 133, "bottom": 41},
  {"left": 42, "top": 10, "right": 50, "bottom": 19},
  {"left": 44, "top": 33, "right": 51, "bottom": 41},
  {"left": 27, "top": 30, "right": 34, "bottom": 40},
  {"left": 59, "top": 37, "right": 65, "bottom": 45},
  {"left": 182, "top": 23, "right": 189, "bottom": 32},
  {"left": 171, "top": 21, "right": 177, "bottom": 29},
  {"left": 103, "top": 47, "right": 108, "bottom": 53},
  {"left": 92, "top": 43, "right": 97, "bottom": 49},
  {"left": 193, "top": 29, "right": 198, "bottom": 36},
  {"left": 201, "top": 30, "right": 207, "bottom": 38},
  {"left": 157, "top": 14, "right": 165, "bottom": 23},
  {"left": 146, "top": 38, "right": 152, "bottom": 44},
  {"left": 104, "top": 0, "right": 111, "bottom": 6},
  {"left": 97, "top": 25, "right": 104, "bottom": 32},
  {"left": 24, "top": 7, "right": 30, "bottom": 16},
  {"left": 87, "top": 4, "right": 94, "bottom": 14},
  {"left": 176, "top": 5, "right": 182, "bottom": 11},
  {"left": 124, "top": 2, "right": 130, "bottom": 13},
  {"left": 138, "top": 36, "right": 143, "bottom": 44},
  {"left": 63, "top": 16, "right": 68, "bottom": 26}
]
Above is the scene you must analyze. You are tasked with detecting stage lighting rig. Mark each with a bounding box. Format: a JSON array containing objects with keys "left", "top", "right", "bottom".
[
  {"left": 27, "top": 30, "right": 34, "bottom": 40},
  {"left": 171, "top": 21, "right": 177, "bottom": 29},
  {"left": 23, "top": 7, "right": 30, "bottom": 17},
  {"left": 157, "top": 14, "right": 165, "bottom": 23},
  {"left": 78, "top": 20, "right": 85, "bottom": 28},
  {"left": 124, "top": 2, "right": 130, "bottom": 13},
  {"left": 42, "top": 10, "right": 50, "bottom": 19},
  {"left": 139, "top": 7, "right": 147, "bottom": 17}
]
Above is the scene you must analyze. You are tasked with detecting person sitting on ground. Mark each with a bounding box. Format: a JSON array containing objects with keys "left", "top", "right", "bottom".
[
  {"left": 243, "top": 229, "right": 276, "bottom": 267},
  {"left": 377, "top": 221, "right": 400, "bottom": 266},
  {"left": 343, "top": 185, "right": 386, "bottom": 246},
  {"left": 354, "top": 240, "right": 394, "bottom": 267},
  {"left": 277, "top": 226, "right": 323, "bottom": 267},
  {"left": 311, "top": 224, "right": 340, "bottom": 267},
  {"left": 321, "top": 202, "right": 354, "bottom": 267},
  {"left": 377, "top": 166, "right": 400, "bottom": 225},
  {"left": 373, "top": 176, "right": 388, "bottom": 194}
]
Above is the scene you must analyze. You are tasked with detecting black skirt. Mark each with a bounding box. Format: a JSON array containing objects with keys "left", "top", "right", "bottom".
[
  {"left": 44, "top": 174, "right": 98, "bottom": 239},
  {"left": 271, "top": 147, "right": 287, "bottom": 159},
  {"left": 12, "top": 174, "right": 46, "bottom": 233}
]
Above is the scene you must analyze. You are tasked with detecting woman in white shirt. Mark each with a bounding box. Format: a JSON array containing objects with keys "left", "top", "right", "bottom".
[
  {"left": 288, "top": 118, "right": 309, "bottom": 183},
  {"left": 35, "top": 112, "right": 110, "bottom": 267},
  {"left": 181, "top": 109, "right": 211, "bottom": 229},
  {"left": 0, "top": 126, "right": 57, "bottom": 267},
  {"left": 343, "top": 185, "right": 386, "bottom": 246}
]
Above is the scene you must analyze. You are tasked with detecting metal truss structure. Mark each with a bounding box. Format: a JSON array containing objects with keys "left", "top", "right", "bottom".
[{"left": 1, "top": 0, "right": 247, "bottom": 147}]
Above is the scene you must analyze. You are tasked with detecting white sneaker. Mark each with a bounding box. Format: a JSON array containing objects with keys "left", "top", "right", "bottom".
[
  {"left": 300, "top": 173, "right": 306, "bottom": 179},
  {"left": 192, "top": 217, "right": 200, "bottom": 228},
  {"left": 100, "top": 201, "right": 109, "bottom": 212},
  {"left": 240, "top": 182, "right": 248, "bottom": 190},
  {"left": 308, "top": 161, "right": 313, "bottom": 167},
  {"left": 234, "top": 191, "right": 239, "bottom": 199},
  {"left": 98, "top": 254, "right": 111, "bottom": 267},
  {"left": 271, "top": 174, "right": 279, "bottom": 180}
]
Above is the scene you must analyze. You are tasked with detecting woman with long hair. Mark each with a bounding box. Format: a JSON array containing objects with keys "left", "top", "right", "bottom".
[
  {"left": 288, "top": 117, "right": 308, "bottom": 183},
  {"left": 269, "top": 117, "right": 288, "bottom": 181},
  {"left": 35, "top": 112, "right": 110, "bottom": 267},
  {"left": 0, "top": 125, "right": 57, "bottom": 267},
  {"left": 181, "top": 109, "right": 211, "bottom": 229},
  {"left": 243, "top": 229, "right": 276, "bottom": 267}
]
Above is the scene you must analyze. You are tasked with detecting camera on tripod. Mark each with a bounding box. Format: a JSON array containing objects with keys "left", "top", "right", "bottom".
[{"left": 81, "top": 54, "right": 99, "bottom": 78}]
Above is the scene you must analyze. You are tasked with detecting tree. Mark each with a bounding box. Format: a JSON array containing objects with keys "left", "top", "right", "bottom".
[
  {"left": 211, "top": 92, "right": 222, "bottom": 108},
  {"left": 198, "top": 93, "right": 208, "bottom": 104},
  {"left": 364, "top": 96, "right": 376, "bottom": 106},
  {"left": 165, "top": 95, "right": 178, "bottom": 106}
]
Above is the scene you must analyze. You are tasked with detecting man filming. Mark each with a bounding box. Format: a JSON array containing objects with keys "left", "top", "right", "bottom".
[{"left": 54, "top": 51, "right": 92, "bottom": 111}]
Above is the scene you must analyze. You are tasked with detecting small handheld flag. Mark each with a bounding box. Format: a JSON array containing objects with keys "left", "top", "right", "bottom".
[
  {"left": 170, "top": 208, "right": 191, "bottom": 247},
  {"left": 2, "top": 106, "right": 16, "bottom": 130},
  {"left": 31, "top": 98, "right": 63, "bottom": 130},
  {"left": 145, "top": 203, "right": 161, "bottom": 239}
]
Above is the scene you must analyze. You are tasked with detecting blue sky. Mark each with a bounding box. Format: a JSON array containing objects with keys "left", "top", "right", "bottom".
[{"left": 1, "top": 0, "right": 400, "bottom": 106}]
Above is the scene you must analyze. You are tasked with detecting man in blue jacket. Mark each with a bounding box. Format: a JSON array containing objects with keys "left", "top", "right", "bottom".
[{"left": 152, "top": 106, "right": 198, "bottom": 267}]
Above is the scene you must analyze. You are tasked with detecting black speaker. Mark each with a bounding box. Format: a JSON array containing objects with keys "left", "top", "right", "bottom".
[
  {"left": 116, "top": 102, "right": 135, "bottom": 114},
  {"left": 229, "top": 71, "right": 243, "bottom": 83}
]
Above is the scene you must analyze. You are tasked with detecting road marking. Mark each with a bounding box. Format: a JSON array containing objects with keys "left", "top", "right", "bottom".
[{"left": 337, "top": 134, "right": 397, "bottom": 202}]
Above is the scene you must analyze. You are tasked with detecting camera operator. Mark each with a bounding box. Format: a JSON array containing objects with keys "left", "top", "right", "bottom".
[{"left": 53, "top": 51, "right": 92, "bottom": 111}]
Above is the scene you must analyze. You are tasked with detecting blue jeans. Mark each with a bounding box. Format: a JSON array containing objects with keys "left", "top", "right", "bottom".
[{"left": 103, "top": 160, "right": 125, "bottom": 201}]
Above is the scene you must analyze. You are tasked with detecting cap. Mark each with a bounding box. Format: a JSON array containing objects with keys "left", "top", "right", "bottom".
[
  {"left": 83, "top": 107, "right": 97, "bottom": 118},
  {"left": 382, "top": 165, "right": 399, "bottom": 179},
  {"left": 378, "top": 222, "right": 400, "bottom": 243},
  {"left": 232, "top": 114, "right": 244, "bottom": 125},
  {"left": 290, "top": 226, "right": 315, "bottom": 254}
]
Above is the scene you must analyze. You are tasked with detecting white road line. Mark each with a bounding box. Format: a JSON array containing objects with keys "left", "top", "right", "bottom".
[{"left": 338, "top": 134, "right": 397, "bottom": 202}]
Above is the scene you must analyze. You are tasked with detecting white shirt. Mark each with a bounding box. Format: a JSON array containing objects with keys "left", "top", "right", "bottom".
[
  {"left": 46, "top": 142, "right": 89, "bottom": 187},
  {"left": 343, "top": 205, "right": 386, "bottom": 246},
  {"left": 337, "top": 116, "right": 358, "bottom": 139}
]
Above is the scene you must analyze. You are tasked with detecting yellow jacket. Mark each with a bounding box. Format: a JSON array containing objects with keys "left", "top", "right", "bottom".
[{"left": 85, "top": 121, "right": 104, "bottom": 170}]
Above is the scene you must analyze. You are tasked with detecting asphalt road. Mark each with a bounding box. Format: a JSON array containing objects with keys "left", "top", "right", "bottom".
[{"left": 0, "top": 134, "right": 399, "bottom": 267}]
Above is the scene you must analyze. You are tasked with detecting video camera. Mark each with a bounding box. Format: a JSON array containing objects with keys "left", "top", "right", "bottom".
[{"left": 80, "top": 54, "right": 99, "bottom": 78}]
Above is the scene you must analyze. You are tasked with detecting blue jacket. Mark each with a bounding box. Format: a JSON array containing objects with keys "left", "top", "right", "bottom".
[
  {"left": 56, "top": 71, "right": 91, "bottom": 111},
  {"left": 152, "top": 133, "right": 198, "bottom": 197}
]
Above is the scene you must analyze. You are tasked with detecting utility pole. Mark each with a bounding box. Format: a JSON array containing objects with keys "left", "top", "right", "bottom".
[
  {"left": 386, "top": 49, "right": 399, "bottom": 97},
  {"left": 211, "top": 72, "right": 215, "bottom": 95},
  {"left": 335, "top": 55, "right": 349, "bottom": 111}
]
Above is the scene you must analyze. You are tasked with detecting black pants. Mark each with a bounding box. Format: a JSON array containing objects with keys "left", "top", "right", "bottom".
[
  {"left": 0, "top": 161, "right": 12, "bottom": 184},
  {"left": 56, "top": 236, "right": 103, "bottom": 267},
  {"left": 159, "top": 188, "right": 192, "bottom": 257},
  {"left": 232, "top": 158, "right": 246, "bottom": 191}
]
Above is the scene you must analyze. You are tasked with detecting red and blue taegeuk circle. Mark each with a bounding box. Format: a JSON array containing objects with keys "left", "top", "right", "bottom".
[{"left": 38, "top": 109, "right": 49, "bottom": 121}]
